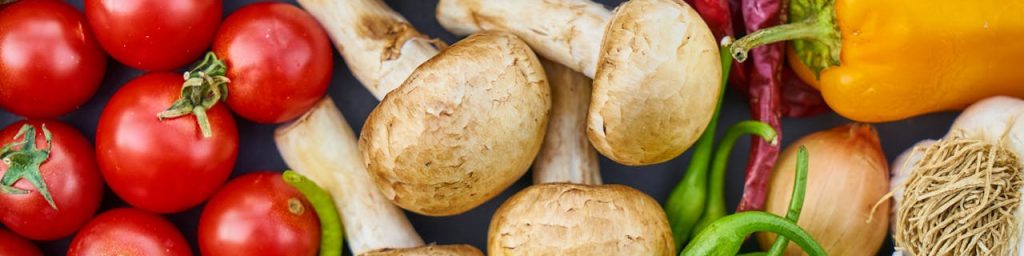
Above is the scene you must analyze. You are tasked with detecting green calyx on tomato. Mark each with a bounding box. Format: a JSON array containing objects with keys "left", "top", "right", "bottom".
[
  {"left": 158, "top": 52, "right": 231, "bottom": 138},
  {"left": 0, "top": 124, "right": 56, "bottom": 209}
]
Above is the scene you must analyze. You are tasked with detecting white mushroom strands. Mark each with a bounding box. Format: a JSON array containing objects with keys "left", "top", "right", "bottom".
[
  {"left": 300, "top": 0, "right": 551, "bottom": 216},
  {"left": 889, "top": 96, "right": 1024, "bottom": 256},
  {"left": 437, "top": 0, "right": 722, "bottom": 166}
]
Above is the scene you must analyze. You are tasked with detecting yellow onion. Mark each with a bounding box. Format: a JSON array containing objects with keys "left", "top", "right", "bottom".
[{"left": 757, "top": 123, "right": 890, "bottom": 255}]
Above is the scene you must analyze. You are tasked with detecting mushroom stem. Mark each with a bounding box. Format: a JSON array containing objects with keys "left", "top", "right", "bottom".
[
  {"left": 275, "top": 98, "right": 424, "bottom": 255},
  {"left": 437, "top": 0, "right": 608, "bottom": 77},
  {"left": 533, "top": 58, "right": 600, "bottom": 185},
  {"left": 297, "top": 0, "right": 443, "bottom": 100},
  {"left": 440, "top": 0, "right": 722, "bottom": 166}
]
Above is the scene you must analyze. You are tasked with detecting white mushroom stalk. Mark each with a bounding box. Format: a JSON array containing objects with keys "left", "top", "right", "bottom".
[
  {"left": 488, "top": 60, "right": 674, "bottom": 255},
  {"left": 297, "top": 0, "right": 442, "bottom": 100},
  {"left": 299, "top": 0, "right": 551, "bottom": 217},
  {"left": 533, "top": 58, "right": 600, "bottom": 185},
  {"left": 889, "top": 96, "right": 1024, "bottom": 256},
  {"left": 275, "top": 98, "right": 481, "bottom": 256},
  {"left": 437, "top": 0, "right": 722, "bottom": 166}
]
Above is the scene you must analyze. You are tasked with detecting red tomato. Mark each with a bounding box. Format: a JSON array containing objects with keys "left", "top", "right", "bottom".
[
  {"left": 67, "top": 208, "right": 191, "bottom": 256},
  {"left": 0, "top": 229, "right": 42, "bottom": 256},
  {"left": 214, "top": 2, "right": 332, "bottom": 124},
  {"left": 84, "top": 0, "right": 221, "bottom": 71},
  {"left": 0, "top": 0, "right": 107, "bottom": 118},
  {"left": 0, "top": 120, "right": 103, "bottom": 241},
  {"left": 199, "top": 172, "right": 320, "bottom": 256},
  {"left": 96, "top": 72, "right": 238, "bottom": 213}
]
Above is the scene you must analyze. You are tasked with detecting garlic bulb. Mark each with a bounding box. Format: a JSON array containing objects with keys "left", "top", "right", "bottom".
[{"left": 890, "top": 96, "right": 1024, "bottom": 256}]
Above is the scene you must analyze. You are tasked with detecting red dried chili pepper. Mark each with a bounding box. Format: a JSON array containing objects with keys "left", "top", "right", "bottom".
[
  {"left": 689, "top": 0, "right": 828, "bottom": 211},
  {"left": 735, "top": 0, "right": 784, "bottom": 212},
  {"left": 780, "top": 67, "right": 829, "bottom": 117}
]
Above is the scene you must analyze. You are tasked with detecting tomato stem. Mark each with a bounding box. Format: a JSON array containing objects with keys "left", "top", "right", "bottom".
[
  {"left": 0, "top": 124, "right": 57, "bottom": 209},
  {"left": 158, "top": 52, "right": 230, "bottom": 138},
  {"left": 730, "top": 0, "right": 840, "bottom": 77},
  {"left": 283, "top": 170, "right": 343, "bottom": 256}
]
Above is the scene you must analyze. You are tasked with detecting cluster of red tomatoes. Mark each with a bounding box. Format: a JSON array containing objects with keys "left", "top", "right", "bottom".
[{"left": 0, "top": 0, "right": 334, "bottom": 255}]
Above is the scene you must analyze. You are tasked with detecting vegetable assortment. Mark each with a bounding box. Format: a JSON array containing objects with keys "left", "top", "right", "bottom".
[{"left": 0, "top": 0, "right": 1021, "bottom": 255}]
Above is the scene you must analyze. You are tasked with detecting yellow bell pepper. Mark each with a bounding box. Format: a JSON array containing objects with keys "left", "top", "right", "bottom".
[{"left": 731, "top": 0, "right": 1024, "bottom": 122}]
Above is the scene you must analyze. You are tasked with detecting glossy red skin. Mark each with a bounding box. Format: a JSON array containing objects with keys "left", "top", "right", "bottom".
[
  {"left": 84, "top": 0, "right": 221, "bottom": 71},
  {"left": 214, "top": 2, "right": 332, "bottom": 124},
  {"left": 0, "top": 0, "right": 107, "bottom": 118},
  {"left": 199, "top": 172, "right": 320, "bottom": 256},
  {"left": 67, "top": 208, "right": 191, "bottom": 256},
  {"left": 96, "top": 72, "right": 238, "bottom": 213},
  {"left": 0, "top": 120, "right": 103, "bottom": 241},
  {"left": 0, "top": 229, "right": 42, "bottom": 256}
]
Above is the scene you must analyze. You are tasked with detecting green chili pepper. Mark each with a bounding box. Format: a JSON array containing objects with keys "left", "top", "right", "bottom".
[
  {"left": 767, "top": 146, "right": 809, "bottom": 256},
  {"left": 682, "top": 147, "right": 822, "bottom": 256},
  {"left": 691, "top": 121, "right": 777, "bottom": 236},
  {"left": 665, "top": 37, "right": 734, "bottom": 248},
  {"left": 283, "top": 170, "right": 344, "bottom": 256},
  {"left": 681, "top": 212, "right": 824, "bottom": 256}
]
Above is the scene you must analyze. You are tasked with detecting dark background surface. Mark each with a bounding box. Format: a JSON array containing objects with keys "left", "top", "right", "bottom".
[{"left": 0, "top": 0, "right": 953, "bottom": 255}]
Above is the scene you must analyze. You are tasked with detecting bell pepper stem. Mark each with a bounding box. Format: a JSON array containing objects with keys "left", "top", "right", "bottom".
[
  {"left": 665, "top": 37, "right": 734, "bottom": 249},
  {"left": 283, "top": 170, "right": 344, "bottom": 256},
  {"left": 767, "top": 146, "right": 810, "bottom": 256},
  {"left": 730, "top": 0, "right": 840, "bottom": 76},
  {"left": 731, "top": 19, "right": 824, "bottom": 62},
  {"left": 692, "top": 121, "right": 777, "bottom": 236}
]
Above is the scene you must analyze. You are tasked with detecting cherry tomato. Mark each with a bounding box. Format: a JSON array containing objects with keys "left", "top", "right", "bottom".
[
  {"left": 0, "top": 120, "right": 103, "bottom": 241},
  {"left": 0, "top": 229, "right": 42, "bottom": 256},
  {"left": 0, "top": 0, "right": 107, "bottom": 118},
  {"left": 84, "top": 0, "right": 221, "bottom": 71},
  {"left": 96, "top": 72, "right": 238, "bottom": 213},
  {"left": 67, "top": 208, "right": 191, "bottom": 256},
  {"left": 199, "top": 172, "right": 320, "bottom": 256},
  {"left": 214, "top": 2, "right": 332, "bottom": 124}
]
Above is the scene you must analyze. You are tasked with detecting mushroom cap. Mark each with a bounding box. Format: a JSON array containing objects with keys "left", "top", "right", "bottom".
[
  {"left": 489, "top": 183, "right": 674, "bottom": 255},
  {"left": 587, "top": 0, "right": 721, "bottom": 166},
  {"left": 360, "top": 244, "right": 483, "bottom": 256},
  {"left": 359, "top": 31, "right": 551, "bottom": 216}
]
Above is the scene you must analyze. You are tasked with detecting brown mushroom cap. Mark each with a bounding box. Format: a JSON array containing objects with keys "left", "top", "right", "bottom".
[
  {"left": 489, "top": 183, "right": 675, "bottom": 255},
  {"left": 587, "top": 0, "right": 721, "bottom": 165},
  {"left": 359, "top": 31, "right": 551, "bottom": 216},
  {"left": 436, "top": 0, "right": 721, "bottom": 166},
  {"left": 361, "top": 244, "right": 484, "bottom": 256}
]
